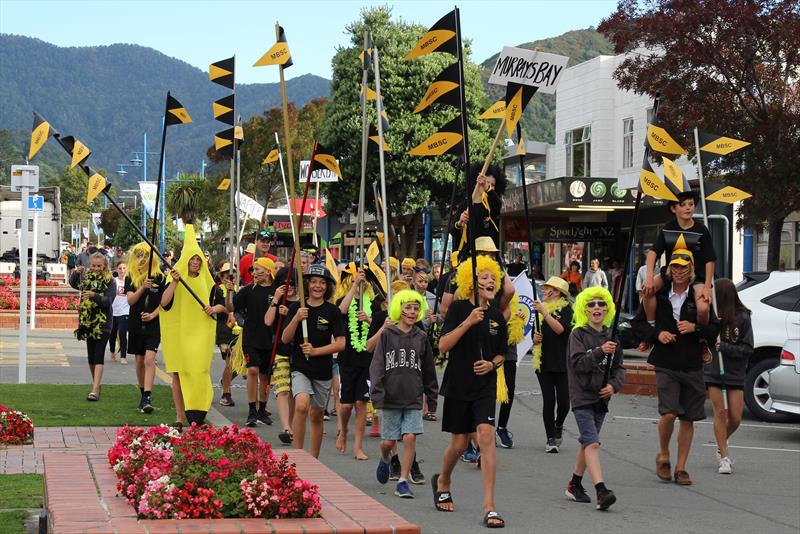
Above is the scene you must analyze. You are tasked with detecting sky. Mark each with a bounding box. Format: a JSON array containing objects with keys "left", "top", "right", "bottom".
[{"left": 0, "top": 0, "right": 618, "bottom": 84}]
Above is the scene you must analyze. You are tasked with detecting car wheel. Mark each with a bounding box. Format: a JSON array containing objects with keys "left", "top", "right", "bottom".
[{"left": 744, "top": 358, "right": 793, "bottom": 423}]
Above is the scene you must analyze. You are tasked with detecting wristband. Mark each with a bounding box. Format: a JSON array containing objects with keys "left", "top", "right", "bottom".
[
  {"left": 492, "top": 361, "right": 500, "bottom": 370},
  {"left": 272, "top": 301, "right": 279, "bottom": 307}
]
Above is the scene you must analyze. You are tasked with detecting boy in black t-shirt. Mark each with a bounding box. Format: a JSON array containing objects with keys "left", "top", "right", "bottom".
[
  {"left": 214, "top": 263, "right": 237, "bottom": 407},
  {"left": 233, "top": 257, "right": 276, "bottom": 427},
  {"left": 433, "top": 256, "right": 508, "bottom": 529},
  {"left": 266, "top": 267, "right": 299, "bottom": 445},
  {"left": 282, "top": 265, "right": 346, "bottom": 458}
]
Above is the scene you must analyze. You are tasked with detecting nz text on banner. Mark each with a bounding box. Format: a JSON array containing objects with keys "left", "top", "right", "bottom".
[
  {"left": 298, "top": 160, "right": 340, "bottom": 183},
  {"left": 512, "top": 273, "right": 535, "bottom": 363},
  {"left": 139, "top": 182, "right": 158, "bottom": 218},
  {"left": 236, "top": 191, "right": 265, "bottom": 221},
  {"left": 488, "top": 47, "right": 569, "bottom": 93}
]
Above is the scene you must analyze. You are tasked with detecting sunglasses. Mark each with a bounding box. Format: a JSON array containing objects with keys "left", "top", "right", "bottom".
[
  {"left": 586, "top": 300, "right": 608, "bottom": 309},
  {"left": 413, "top": 266, "right": 430, "bottom": 274},
  {"left": 671, "top": 254, "right": 692, "bottom": 263}
]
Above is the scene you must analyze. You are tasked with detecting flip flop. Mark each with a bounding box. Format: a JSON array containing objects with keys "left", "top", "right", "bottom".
[
  {"left": 86, "top": 392, "right": 99, "bottom": 401},
  {"left": 431, "top": 473, "right": 454, "bottom": 512},
  {"left": 483, "top": 511, "right": 505, "bottom": 528},
  {"left": 278, "top": 430, "right": 292, "bottom": 445}
]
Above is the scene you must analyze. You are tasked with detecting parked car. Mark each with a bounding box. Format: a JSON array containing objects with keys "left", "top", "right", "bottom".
[
  {"left": 768, "top": 339, "right": 800, "bottom": 416},
  {"left": 737, "top": 271, "right": 800, "bottom": 422}
]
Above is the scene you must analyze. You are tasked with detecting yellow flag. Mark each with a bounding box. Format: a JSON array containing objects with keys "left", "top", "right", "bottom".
[
  {"left": 212, "top": 94, "right": 234, "bottom": 126},
  {"left": 165, "top": 94, "right": 192, "bottom": 125},
  {"left": 516, "top": 136, "right": 526, "bottom": 156},
  {"left": 313, "top": 153, "right": 341, "bottom": 179},
  {"left": 480, "top": 99, "right": 505, "bottom": 120},
  {"left": 504, "top": 83, "right": 537, "bottom": 137},
  {"left": 217, "top": 178, "right": 231, "bottom": 190},
  {"left": 367, "top": 240, "right": 380, "bottom": 264},
  {"left": 404, "top": 10, "right": 457, "bottom": 61},
  {"left": 705, "top": 184, "right": 752, "bottom": 204},
  {"left": 325, "top": 248, "right": 340, "bottom": 287},
  {"left": 86, "top": 172, "right": 107, "bottom": 204},
  {"left": 254, "top": 26, "right": 293, "bottom": 67},
  {"left": 661, "top": 157, "right": 684, "bottom": 192},
  {"left": 215, "top": 134, "right": 233, "bottom": 152},
  {"left": 28, "top": 112, "right": 51, "bottom": 161},
  {"left": 639, "top": 162, "right": 678, "bottom": 201},
  {"left": 413, "top": 62, "right": 460, "bottom": 114},
  {"left": 262, "top": 149, "right": 279, "bottom": 164},
  {"left": 407, "top": 116, "right": 464, "bottom": 158},
  {"left": 699, "top": 135, "right": 750, "bottom": 156},
  {"left": 70, "top": 139, "right": 91, "bottom": 169},
  {"left": 209, "top": 57, "right": 234, "bottom": 89},
  {"left": 368, "top": 125, "right": 390, "bottom": 151},
  {"left": 647, "top": 124, "right": 685, "bottom": 155}
]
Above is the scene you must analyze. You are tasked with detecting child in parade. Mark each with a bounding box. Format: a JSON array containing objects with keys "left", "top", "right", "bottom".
[
  {"left": 109, "top": 261, "right": 129, "bottom": 365},
  {"left": 282, "top": 265, "right": 346, "bottom": 458},
  {"left": 565, "top": 286, "right": 625, "bottom": 510},
  {"left": 70, "top": 252, "right": 116, "bottom": 401},
  {"left": 704, "top": 278, "right": 753, "bottom": 474},
  {"left": 215, "top": 263, "right": 237, "bottom": 407},
  {"left": 371, "top": 290, "right": 439, "bottom": 499},
  {"left": 433, "top": 255, "right": 507, "bottom": 529}
]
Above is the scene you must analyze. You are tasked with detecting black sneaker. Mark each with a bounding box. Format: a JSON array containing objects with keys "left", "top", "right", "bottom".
[
  {"left": 389, "top": 454, "right": 401, "bottom": 481},
  {"left": 219, "top": 394, "right": 235, "bottom": 407},
  {"left": 565, "top": 480, "right": 591, "bottom": 503},
  {"left": 596, "top": 488, "right": 616, "bottom": 511},
  {"left": 545, "top": 437, "right": 559, "bottom": 453},
  {"left": 496, "top": 427, "right": 514, "bottom": 449},
  {"left": 257, "top": 410, "right": 272, "bottom": 426},
  {"left": 246, "top": 407, "right": 258, "bottom": 427},
  {"left": 137, "top": 395, "right": 145, "bottom": 412},
  {"left": 141, "top": 397, "right": 154, "bottom": 414},
  {"left": 554, "top": 425, "right": 564, "bottom": 446},
  {"left": 409, "top": 458, "right": 425, "bottom": 485}
]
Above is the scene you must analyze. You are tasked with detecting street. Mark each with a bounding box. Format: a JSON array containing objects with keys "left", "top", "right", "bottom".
[{"left": 2, "top": 329, "right": 799, "bottom": 534}]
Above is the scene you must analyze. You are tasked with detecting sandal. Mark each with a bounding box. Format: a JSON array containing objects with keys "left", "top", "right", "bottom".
[
  {"left": 431, "top": 473, "right": 454, "bottom": 512},
  {"left": 86, "top": 392, "right": 99, "bottom": 402},
  {"left": 656, "top": 454, "right": 672, "bottom": 481},
  {"left": 278, "top": 430, "right": 293, "bottom": 445},
  {"left": 483, "top": 511, "right": 505, "bottom": 528},
  {"left": 423, "top": 412, "right": 437, "bottom": 422}
]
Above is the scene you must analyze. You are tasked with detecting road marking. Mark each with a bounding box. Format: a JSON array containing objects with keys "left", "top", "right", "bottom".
[
  {"left": 0, "top": 342, "right": 63, "bottom": 349},
  {"left": 155, "top": 366, "right": 173, "bottom": 385},
  {"left": 701, "top": 443, "right": 800, "bottom": 453},
  {"left": 612, "top": 415, "right": 800, "bottom": 431},
  {"left": 0, "top": 353, "right": 69, "bottom": 367}
]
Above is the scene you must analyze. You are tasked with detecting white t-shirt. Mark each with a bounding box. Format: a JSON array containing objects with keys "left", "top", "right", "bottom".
[{"left": 111, "top": 278, "right": 130, "bottom": 317}]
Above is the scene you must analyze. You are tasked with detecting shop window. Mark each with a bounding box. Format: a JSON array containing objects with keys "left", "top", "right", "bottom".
[
  {"left": 565, "top": 126, "right": 591, "bottom": 177},
  {"left": 622, "top": 118, "right": 634, "bottom": 168}
]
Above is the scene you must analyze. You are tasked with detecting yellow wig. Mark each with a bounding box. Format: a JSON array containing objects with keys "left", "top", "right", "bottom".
[
  {"left": 388, "top": 289, "right": 428, "bottom": 322},
  {"left": 507, "top": 293, "right": 525, "bottom": 345},
  {"left": 127, "top": 242, "right": 161, "bottom": 288},
  {"left": 391, "top": 279, "right": 410, "bottom": 294},
  {"left": 454, "top": 256, "right": 502, "bottom": 300},
  {"left": 572, "top": 286, "right": 616, "bottom": 330}
]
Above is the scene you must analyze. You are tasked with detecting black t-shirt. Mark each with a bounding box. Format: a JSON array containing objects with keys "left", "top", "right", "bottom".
[
  {"left": 337, "top": 297, "right": 373, "bottom": 368},
  {"left": 651, "top": 219, "right": 716, "bottom": 282},
  {"left": 506, "top": 262, "right": 526, "bottom": 277},
  {"left": 233, "top": 283, "right": 274, "bottom": 350},
  {"left": 539, "top": 304, "right": 573, "bottom": 373},
  {"left": 125, "top": 274, "right": 166, "bottom": 335},
  {"left": 286, "top": 300, "right": 345, "bottom": 380},
  {"left": 212, "top": 286, "right": 234, "bottom": 345},
  {"left": 439, "top": 299, "right": 508, "bottom": 401},
  {"left": 272, "top": 298, "right": 298, "bottom": 358}
]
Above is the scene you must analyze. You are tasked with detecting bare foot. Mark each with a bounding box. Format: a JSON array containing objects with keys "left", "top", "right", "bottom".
[
  {"left": 336, "top": 431, "right": 347, "bottom": 453},
  {"left": 354, "top": 450, "right": 369, "bottom": 461}
]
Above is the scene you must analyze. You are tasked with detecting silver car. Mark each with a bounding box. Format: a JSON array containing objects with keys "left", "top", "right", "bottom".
[{"left": 768, "top": 339, "right": 800, "bottom": 416}]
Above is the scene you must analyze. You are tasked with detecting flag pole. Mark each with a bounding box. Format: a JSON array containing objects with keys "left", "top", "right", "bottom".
[
  {"left": 516, "top": 123, "right": 540, "bottom": 332},
  {"left": 432, "top": 167, "right": 461, "bottom": 316},
  {"left": 149, "top": 92, "right": 171, "bottom": 271},
  {"left": 373, "top": 46, "right": 392, "bottom": 301},
  {"left": 357, "top": 30, "right": 370, "bottom": 306},
  {"left": 235, "top": 117, "right": 242, "bottom": 256},
  {"left": 480, "top": 118, "right": 506, "bottom": 175},
  {"left": 312, "top": 181, "right": 320, "bottom": 246}
]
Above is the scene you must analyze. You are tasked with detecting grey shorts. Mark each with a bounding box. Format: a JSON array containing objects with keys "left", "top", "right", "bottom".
[
  {"left": 291, "top": 371, "right": 331, "bottom": 410},
  {"left": 379, "top": 408, "right": 424, "bottom": 440},
  {"left": 573, "top": 406, "right": 606, "bottom": 446},
  {"left": 656, "top": 367, "right": 706, "bottom": 422}
]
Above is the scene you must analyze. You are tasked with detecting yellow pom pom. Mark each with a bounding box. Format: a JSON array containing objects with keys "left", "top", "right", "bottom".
[
  {"left": 229, "top": 333, "right": 248, "bottom": 376},
  {"left": 507, "top": 294, "right": 525, "bottom": 345},
  {"left": 533, "top": 343, "right": 542, "bottom": 372},
  {"left": 496, "top": 363, "right": 509, "bottom": 404}
]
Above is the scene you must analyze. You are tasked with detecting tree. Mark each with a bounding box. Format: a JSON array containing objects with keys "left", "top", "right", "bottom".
[
  {"left": 166, "top": 177, "right": 203, "bottom": 224},
  {"left": 598, "top": 0, "right": 800, "bottom": 271},
  {"left": 321, "top": 6, "right": 497, "bottom": 257}
]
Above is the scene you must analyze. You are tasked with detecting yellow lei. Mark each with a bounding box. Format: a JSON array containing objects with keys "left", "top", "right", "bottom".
[{"left": 533, "top": 298, "right": 569, "bottom": 371}]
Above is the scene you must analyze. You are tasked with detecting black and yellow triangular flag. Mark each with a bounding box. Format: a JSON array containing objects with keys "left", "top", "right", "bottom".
[
  {"left": 413, "top": 62, "right": 460, "bottom": 114},
  {"left": 217, "top": 178, "right": 231, "bottom": 190},
  {"left": 312, "top": 144, "right": 341, "bottom": 179},
  {"left": 639, "top": 159, "right": 678, "bottom": 202},
  {"left": 407, "top": 115, "right": 464, "bottom": 159},
  {"left": 368, "top": 125, "right": 390, "bottom": 152},
  {"left": 209, "top": 56, "right": 235, "bottom": 89},
  {"left": 165, "top": 94, "right": 192, "bottom": 126},
  {"left": 214, "top": 128, "right": 235, "bottom": 159},
  {"left": 505, "top": 82, "right": 538, "bottom": 136},
  {"left": 516, "top": 135, "right": 526, "bottom": 156},
  {"left": 28, "top": 112, "right": 51, "bottom": 160},
  {"left": 70, "top": 139, "right": 91, "bottom": 169},
  {"left": 360, "top": 32, "right": 373, "bottom": 72},
  {"left": 480, "top": 99, "right": 505, "bottom": 120},
  {"left": 646, "top": 123, "right": 685, "bottom": 155},
  {"left": 361, "top": 85, "right": 377, "bottom": 102},
  {"left": 703, "top": 181, "right": 752, "bottom": 204},
  {"left": 661, "top": 157, "right": 686, "bottom": 193},
  {"left": 404, "top": 10, "right": 458, "bottom": 60},
  {"left": 212, "top": 94, "right": 235, "bottom": 126},
  {"left": 378, "top": 97, "right": 390, "bottom": 132},
  {"left": 698, "top": 131, "right": 750, "bottom": 166},
  {"left": 86, "top": 172, "right": 107, "bottom": 204},
  {"left": 262, "top": 148, "right": 279, "bottom": 164},
  {"left": 254, "top": 26, "right": 293, "bottom": 68}
]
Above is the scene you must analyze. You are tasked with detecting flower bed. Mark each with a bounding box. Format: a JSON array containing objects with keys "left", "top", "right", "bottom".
[
  {"left": 0, "top": 286, "right": 79, "bottom": 310},
  {"left": 107, "top": 424, "right": 322, "bottom": 520},
  {"left": 0, "top": 276, "right": 62, "bottom": 287},
  {"left": 0, "top": 406, "right": 35, "bottom": 445}
]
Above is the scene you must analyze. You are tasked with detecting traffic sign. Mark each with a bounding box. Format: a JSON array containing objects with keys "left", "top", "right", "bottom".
[
  {"left": 28, "top": 195, "right": 44, "bottom": 211},
  {"left": 10, "top": 165, "right": 39, "bottom": 192}
]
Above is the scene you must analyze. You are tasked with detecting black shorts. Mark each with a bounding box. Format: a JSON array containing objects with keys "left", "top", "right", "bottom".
[
  {"left": 86, "top": 333, "right": 110, "bottom": 366},
  {"left": 705, "top": 383, "right": 744, "bottom": 391},
  {"left": 243, "top": 346, "right": 273, "bottom": 376},
  {"left": 656, "top": 367, "right": 706, "bottom": 422},
  {"left": 128, "top": 331, "right": 160, "bottom": 356},
  {"left": 339, "top": 365, "right": 370, "bottom": 404},
  {"left": 441, "top": 396, "right": 496, "bottom": 434}
]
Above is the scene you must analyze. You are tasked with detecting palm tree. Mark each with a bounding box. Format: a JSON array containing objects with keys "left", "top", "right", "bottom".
[{"left": 166, "top": 177, "right": 203, "bottom": 225}]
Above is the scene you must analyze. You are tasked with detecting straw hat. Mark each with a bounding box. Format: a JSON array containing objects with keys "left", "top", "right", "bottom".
[
  {"left": 475, "top": 236, "right": 500, "bottom": 253},
  {"left": 542, "top": 276, "right": 570, "bottom": 297},
  {"left": 245, "top": 243, "right": 256, "bottom": 254}
]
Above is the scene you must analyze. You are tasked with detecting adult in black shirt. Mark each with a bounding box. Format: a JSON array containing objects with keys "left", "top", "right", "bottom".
[
  {"left": 282, "top": 265, "right": 346, "bottom": 458},
  {"left": 233, "top": 257, "right": 276, "bottom": 427},
  {"left": 433, "top": 256, "right": 508, "bottom": 528},
  {"left": 506, "top": 251, "right": 527, "bottom": 278},
  {"left": 449, "top": 163, "right": 506, "bottom": 261}
]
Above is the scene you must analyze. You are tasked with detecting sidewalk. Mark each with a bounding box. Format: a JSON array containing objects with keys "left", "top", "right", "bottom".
[{"left": 0, "top": 426, "right": 118, "bottom": 474}]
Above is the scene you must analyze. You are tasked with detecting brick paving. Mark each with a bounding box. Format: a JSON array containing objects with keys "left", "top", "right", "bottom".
[{"left": 0, "top": 426, "right": 118, "bottom": 474}]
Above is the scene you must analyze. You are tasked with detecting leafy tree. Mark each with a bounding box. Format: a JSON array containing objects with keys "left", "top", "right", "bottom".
[
  {"left": 321, "top": 6, "right": 497, "bottom": 257},
  {"left": 599, "top": 0, "right": 800, "bottom": 270},
  {"left": 166, "top": 177, "right": 203, "bottom": 224}
]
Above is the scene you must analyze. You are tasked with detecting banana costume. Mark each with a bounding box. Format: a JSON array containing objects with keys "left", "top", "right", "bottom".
[{"left": 159, "top": 224, "right": 215, "bottom": 421}]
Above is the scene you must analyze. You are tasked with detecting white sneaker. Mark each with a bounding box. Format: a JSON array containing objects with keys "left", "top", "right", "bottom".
[
  {"left": 715, "top": 441, "right": 729, "bottom": 461},
  {"left": 718, "top": 457, "right": 732, "bottom": 474}
]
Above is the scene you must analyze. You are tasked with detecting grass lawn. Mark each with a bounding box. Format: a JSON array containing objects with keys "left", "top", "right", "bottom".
[
  {"left": 0, "top": 474, "right": 43, "bottom": 534},
  {"left": 0, "top": 384, "right": 176, "bottom": 426}
]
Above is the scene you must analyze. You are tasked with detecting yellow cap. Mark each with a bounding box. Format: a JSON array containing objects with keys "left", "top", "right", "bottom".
[
  {"left": 402, "top": 257, "right": 416, "bottom": 268},
  {"left": 254, "top": 257, "right": 276, "bottom": 276},
  {"left": 669, "top": 248, "right": 694, "bottom": 266},
  {"left": 389, "top": 257, "right": 399, "bottom": 270}
]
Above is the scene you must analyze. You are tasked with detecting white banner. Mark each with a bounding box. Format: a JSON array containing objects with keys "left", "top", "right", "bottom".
[
  {"left": 488, "top": 47, "right": 569, "bottom": 94},
  {"left": 92, "top": 213, "right": 102, "bottom": 235},
  {"left": 512, "top": 273, "right": 536, "bottom": 362},
  {"left": 139, "top": 182, "right": 158, "bottom": 218},
  {"left": 236, "top": 191, "right": 265, "bottom": 221},
  {"left": 299, "top": 160, "right": 340, "bottom": 183},
  {"left": 82, "top": 226, "right": 90, "bottom": 238}
]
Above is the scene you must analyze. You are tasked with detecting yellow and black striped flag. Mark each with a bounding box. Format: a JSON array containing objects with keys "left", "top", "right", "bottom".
[
  {"left": 214, "top": 128, "right": 235, "bottom": 159},
  {"left": 703, "top": 181, "right": 752, "bottom": 204},
  {"left": 28, "top": 112, "right": 52, "bottom": 160},
  {"left": 360, "top": 32, "right": 373, "bottom": 72},
  {"left": 505, "top": 82, "right": 538, "bottom": 136},
  {"left": 413, "top": 62, "right": 460, "bottom": 114},
  {"left": 209, "top": 56, "right": 235, "bottom": 89},
  {"left": 165, "top": 94, "right": 192, "bottom": 126},
  {"left": 480, "top": 99, "right": 506, "bottom": 120},
  {"left": 262, "top": 148, "right": 279, "bottom": 164},
  {"left": 254, "top": 26, "right": 293, "bottom": 68},
  {"left": 639, "top": 159, "right": 677, "bottom": 202},
  {"left": 404, "top": 10, "right": 457, "bottom": 60},
  {"left": 368, "top": 125, "right": 390, "bottom": 152},
  {"left": 697, "top": 131, "right": 750, "bottom": 166},
  {"left": 361, "top": 85, "right": 377, "bottom": 102},
  {"left": 661, "top": 157, "right": 686, "bottom": 193},
  {"left": 408, "top": 115, "right": 464, "bottom": 159},
  {"left": 213, "top": 94, "right": 235, "bottom": 125},
  {"left": 86, "top": 171, "right": 108, "bottom": 204},
  {"left": 378, "top": 97, "right": 390, "bottom": 132},
  {"left": 312, "top": 144, "right": 341, "bottom": 179},
  {"left": 646, "top": 123, "right": 685, "bottom": 155}
]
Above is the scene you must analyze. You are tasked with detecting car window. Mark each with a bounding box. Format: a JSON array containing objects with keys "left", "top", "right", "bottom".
[{"left": 762, "top": 285, "right": 800, "bottom": 312}]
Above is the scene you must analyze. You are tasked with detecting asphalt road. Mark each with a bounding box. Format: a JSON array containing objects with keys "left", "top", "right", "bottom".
[{"left": 3, "top": 329, "right": 799, "bottom": 534}]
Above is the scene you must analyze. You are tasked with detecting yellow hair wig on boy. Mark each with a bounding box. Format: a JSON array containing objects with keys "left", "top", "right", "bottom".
[
  {"left": 127, "top": 242, "right": 160, "bottom": 288},
  {"left": 506, "top": 293, "right": 525, "bottom": 345},
  {"left": 454, "top": 255, "right": 502, "bottom": 300},
  {"left": 388, "top": 289, "right": 428, "bottom": 322},
  {"left": 572, "top": 286, "right": 616, "bottom": 330}
]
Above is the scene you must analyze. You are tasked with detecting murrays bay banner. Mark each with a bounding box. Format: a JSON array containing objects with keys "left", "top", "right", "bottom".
[{"left": 488, "top": 47, "right": 569, "bottom": 93}]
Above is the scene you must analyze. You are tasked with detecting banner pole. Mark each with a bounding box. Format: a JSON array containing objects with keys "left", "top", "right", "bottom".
[
  {"left": 357, "top": 30, "right": 370, "bottom": 306},
  {"left": 516, "top": 123, "right": 540, "bottom": 332},
  {"left": 149, "top": 95, "right": 170, "bottom": 271},
  {"left": 373, "top": 46, "right": 392, "bottom": 301}
]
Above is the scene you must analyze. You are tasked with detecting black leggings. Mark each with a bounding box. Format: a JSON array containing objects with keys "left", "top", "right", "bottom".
[
  {"left": 87, "top": 332, "right": 110, "bottom": 366},
  {"left": 497, "top": 361, "right": 517, "bottom": 428},
  {"left": 536, "top": 371, "right": 569, "bottom": 439},
  {"left": 110, "top": 315, "right": 128, "bottom": 358}
]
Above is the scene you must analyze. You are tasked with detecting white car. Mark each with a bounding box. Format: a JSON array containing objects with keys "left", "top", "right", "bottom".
[
  {"left": 768, "top": 339, "right": 800, "bottom": 416},
  {"left": 737, "top": 271, "right": 800, "bottom": 422}
]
